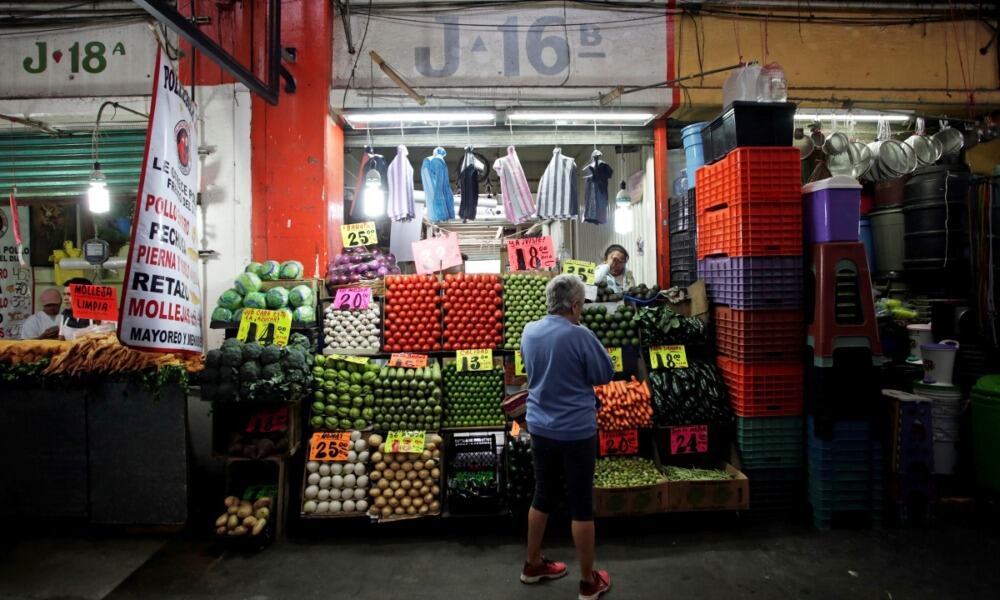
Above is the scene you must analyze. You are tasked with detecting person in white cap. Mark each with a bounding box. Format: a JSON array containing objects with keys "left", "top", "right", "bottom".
[{"left": 19, "top": 288, "right": 63, "bottom": 340}]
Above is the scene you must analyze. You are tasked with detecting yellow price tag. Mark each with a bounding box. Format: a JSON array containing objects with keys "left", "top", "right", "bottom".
[
  {"left": 385, "top": 431, "right": 426, "bottom": 454},
  {"left": 237, "top": 308, "right": 292, "bottom": 346},
  {"left": 327, "top": 353, "right": 370, "bottom": 365},
  {"left": 649, "top": 345, "right": 689, "bottom": 369},
  {"left": 456, "top": 348, "right": 493, "bottom": 371},
  {"left": 562, "top": 259, "right": 597, "bottom": 284},
  {"left": 607, "top": 347, "right": 623, "bottom": 372},
  {"left": 341, "top": 222, "right": 378, "bottom": 247},
  {"left": 513, "top": 350, "right": 526, "bottom": 377}
]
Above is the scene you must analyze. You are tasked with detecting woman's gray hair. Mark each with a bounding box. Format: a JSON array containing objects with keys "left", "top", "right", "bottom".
[{"left": 546, "top": 274, "right": 585, "bottom": 315}]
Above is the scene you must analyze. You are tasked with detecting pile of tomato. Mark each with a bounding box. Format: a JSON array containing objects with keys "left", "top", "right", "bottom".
[
  {"left": 442, "top": 273, "right": 504, "bottom": 350},
  {"left": 383, "top": 274, "right": 443, "bottom": 352}
]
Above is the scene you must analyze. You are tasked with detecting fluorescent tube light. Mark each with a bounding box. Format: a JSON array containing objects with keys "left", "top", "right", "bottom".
[
  {"left": 87, "top": 165, "right": 110, "bottom": 214},
  {"left": 343, "top": 110, "right": 496, "bottom": 127},
  {"left": 794, "top": 110, "right": 910, "bottom": 123},
  {"left": 507, "top": 110, "right": 656, "bottom": 124}
]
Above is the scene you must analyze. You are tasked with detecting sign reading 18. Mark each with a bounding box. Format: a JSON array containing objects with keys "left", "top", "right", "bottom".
[{"left": 23, "top": 41, "right": 126, "bottom": 75}]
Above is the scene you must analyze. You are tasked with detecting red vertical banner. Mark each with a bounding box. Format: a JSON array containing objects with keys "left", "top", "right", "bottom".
[{"left": 117, "top": 48, "right": 204, "bottom": 354}]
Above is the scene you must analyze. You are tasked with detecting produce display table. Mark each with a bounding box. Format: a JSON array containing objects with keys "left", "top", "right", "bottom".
[{"left": 0, "top": 380, "right": 189, "bottom": 525}]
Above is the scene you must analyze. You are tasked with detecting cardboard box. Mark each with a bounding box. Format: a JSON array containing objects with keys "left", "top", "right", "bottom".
[
  {"left": 593, "top": 480, "right": 669, "bottom": 516},
  {"left": 663, "top": 463, "right": 749, "bottom": 512}
]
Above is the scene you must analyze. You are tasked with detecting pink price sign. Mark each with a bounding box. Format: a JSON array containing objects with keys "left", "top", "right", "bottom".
[
  {"left": 333, "top": 287, "right": 372, "bottom": 310},
  {"left": 670, "top": 425, "right": 709, "bottom": 455},
  {"left": 507, "top": 236, "right": 556, "bottom": 271},
  {"left": 412, "top": 233, "right": 463, "bottom": 275}
]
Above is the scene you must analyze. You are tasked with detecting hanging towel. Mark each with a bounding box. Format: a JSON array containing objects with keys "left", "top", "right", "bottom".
[
  {"left": 421, "top": 147, "right": 455, "bottom": 223},
  {"left": 387, "top": 145, "right": 415, "bottom": 222},
  {"left": 583, "top": 160, "right": 613, "bottom": 225},
  {"left": 536, "top": 147, "right": 578, "bottom": 220},
  {"left": 492, "top": 146, "right": 536, "bottom": 224}
]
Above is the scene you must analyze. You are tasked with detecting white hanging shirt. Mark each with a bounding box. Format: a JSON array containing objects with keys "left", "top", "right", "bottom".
[{"left": 536, "top": 148, "right": 578, "bottom": 220}]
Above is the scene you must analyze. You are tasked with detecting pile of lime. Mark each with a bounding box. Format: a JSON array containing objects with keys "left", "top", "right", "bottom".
[
  {"left": 442, "top": 363, "right": 505, "bottom": 428},
  {"left": 502, "top": 274, "right": 549, "bottom": 350}
]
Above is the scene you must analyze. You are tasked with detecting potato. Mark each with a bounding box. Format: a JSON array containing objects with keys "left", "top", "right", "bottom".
[
  {"left": 243, "top": 516, "right": 258, "bottom": 528},
  {"left": 418, "top": 469, "right": 429, "bottom": 479},
  {"left": 431, "top": 468, "right": 440, "bottom": 479},
  {"left": 390, "top": 480, "right": 400, "bottom": 490},
  {"left": 375, "top": 461, "right": 387, "bottom": 472},
  {"left": 370, "top": 487, "right": 382, "bottom": 498},
  {"left": 424, "top": 460, "right": 435, "bottom": 470},
  {"left": 394, "top": 507, "right": 405, "bottom": 515},
  {"left": 388, "top": 497, "right": 400, "bottom": 508},
  {"left": 407, "top": 453, "right": 420, "bottom": 462},
  {"left": 375, "top": 496, "right": 387, "bottom": 508},
  {"left": 381, "top": 506, "right": 393, "bottom": 518},
  {"left": 401, "top": 462, "right": 413, "bottom": 472},
  {"left": 432, "top": 485, "right": 440, "bottom": 495},
  {"left": 419, "top": 504, "right": 429, "bottom": 515},
  {"left": 371, "top": 452, "right": 383, "bottom": 464},
  {"left": 413, "top": 497, "right": 424, "bottom": 508},
  {"left": 400, "top": 479, "right": 412, "bottom": 490},
  {"left": 395, "top": 470, "right": 406, "bottom": 481},
  {"left": 370, "top": 470, "right": 382, "bottom": 482},
  {"left": 408, "top": 488, "right": 420, "bottom": 498},
  {"left": 425, "top": 442, "right": 437, "bottom": 452},
  {"left": 215, "top": 514, "right": 229, "bottom": 527},
  {"left": 401, "top": 497, "right": 412, "bottom": 508},
  {"left": 233, "top": 525, "right": 248, "bottom": 536},
  {"left": 394, "top": 488, "right": 406, "bottom": 498},
  {"left": 383, "top": 468, "right": 395, "bottom": 480},
  {"left": 379, "top": 443, "right": 386, "bottom": 453},
  {"left": 253, "top": 497, "right": 271, "bottom": 510},
  {"left": 227, "top": 505, "right": 239, "bottom": 515},
  {"left": 424, "top": 493, "right": 434, "bottom": 503},
  {"left": 432, "top": 450, "right": 441, "bottom": 460},
  {"left": 237, "top": 503, "right": 253, "bottom": 519},
  {"left": 216, "top": 526, "right": 227, "bottom": 535},
  {"left": 406, "top": 506, "right": 418, "bottom": 515},
  {"left": 377, "top": 478, "right": 390, "bottom": 490},
  {"left": 430, "top": 500, "right": 441, "bottom": 512},
  {"left": 255, "top": 507, "right": 270, "bottom": 520},
  {"left": 421, "top": 450, "right": 432, "bottom": 461},
  {"left": 368, "top": 434, "right": 383, "bottom": 447},
  {"left": 430, "top": 434, "right": 443, "bottom": 445},
  {"left": 406, "top": 471, "right": 418, "bottom": 481},
  {"left": 227, "top": 514, "right": 239, "bottom": 529},
  {"left": 389, "top": 461, "right": 400, "bottom": 471},
  {"left": 420, "top": 485, "right": 430, "bottom": 495},
  {"left": 252, "top": 519, "right": 267, "bottom": 536},
  {"left": 224, "top": 496, "right": 240, "bottom": 507}
]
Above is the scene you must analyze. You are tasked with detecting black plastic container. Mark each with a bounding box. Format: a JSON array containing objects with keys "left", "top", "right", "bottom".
[
  {"left": 669, "top": 188, "right": 698, "bottom": 234},
  {"left": 670, "top": 269, "right": 696, "bottom": 288},
  {"left": 903, "top": 165, "right": 971, "bottom": 205},
  {"left": 700, "top": 101, "right": 796, "bottom": 165}
]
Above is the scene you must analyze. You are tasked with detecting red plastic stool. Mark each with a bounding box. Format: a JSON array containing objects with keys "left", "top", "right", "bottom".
[{"left": 806, "top": 242, "right": 883, "bottom": 367}]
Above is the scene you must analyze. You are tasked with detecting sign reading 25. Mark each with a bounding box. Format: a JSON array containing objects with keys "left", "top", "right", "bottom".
[{"left": 23, "top": 41, "right": 127, "bottom": 75}]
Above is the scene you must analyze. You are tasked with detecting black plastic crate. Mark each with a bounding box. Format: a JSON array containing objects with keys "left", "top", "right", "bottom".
[
  {"left": 670, "top": 229, "right": 697, "bottom": 263},
  {"left": 671, "top": 269, "right": 696, "bottom": 288},
  {"left": 805, "top": 347, "right": 883, "bottom": 427},
  {"left": 701, "top": 101, "right": 796, "bottom": 165},
  {"left": 669, "top": 190, "right": 698, "bottom": 234}
]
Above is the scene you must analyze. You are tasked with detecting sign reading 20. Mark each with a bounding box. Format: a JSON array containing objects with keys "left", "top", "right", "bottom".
[{"left": 23, "top": 41, "right": 127, "bottom": 75}]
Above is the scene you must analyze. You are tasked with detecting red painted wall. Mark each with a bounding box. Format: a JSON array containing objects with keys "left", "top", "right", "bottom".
[{"left": 180, "top": 0, "right": 339, "bottom": 273}]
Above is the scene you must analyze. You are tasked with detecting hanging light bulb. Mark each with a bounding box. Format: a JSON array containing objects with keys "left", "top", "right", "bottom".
[
  {"left": 615, "top": 180, "right": 630, "bottom": 209},
  {"left": 87, "top": 163, "right": 110, "bottom": 214},
  {"left": 614, "top": 204, "right": 633, "bottom": 234},
  {"left": 363, "top": 170, "right": 385, "bottom": 217}
]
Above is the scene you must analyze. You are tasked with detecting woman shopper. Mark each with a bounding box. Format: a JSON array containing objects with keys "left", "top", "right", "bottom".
[{"left": 519, "top": 274, "right": 615, "bottom": 600}]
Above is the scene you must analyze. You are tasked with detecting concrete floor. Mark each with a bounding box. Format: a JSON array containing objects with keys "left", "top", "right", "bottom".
[{"left": 3, "top": 515, "right": 999, "bottom": 600}]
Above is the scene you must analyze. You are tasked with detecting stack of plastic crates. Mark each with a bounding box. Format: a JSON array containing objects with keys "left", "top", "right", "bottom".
[
  {"left": 669, "top": 188, "right": 698, "bottom": 287},
  {"left": 445, "top": 434, "right": 502, "bottom": 515},
  {"left": 807, "top": 417, "right": 884, "bottom": 529},
  {"left": 883, "top": 390, "right": 934, "bottom": 525},
  {"left": 694, "top": 146, "right": 805, "bottom": 517}
]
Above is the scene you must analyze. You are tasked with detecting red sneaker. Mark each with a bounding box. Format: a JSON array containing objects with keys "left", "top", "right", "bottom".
[
  {"left": 578, "top": 569, "right": 611, "bottom": 600},
  {"left": 520, "top": 557, "right": 568, "bottom": 583}
]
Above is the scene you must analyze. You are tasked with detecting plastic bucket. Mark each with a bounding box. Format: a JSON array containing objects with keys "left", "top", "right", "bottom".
[
  {"left": 972, "top": 391, "right": 1000, "bottom": 491},
  {"left": 682, "top": 122, "right": 708, "bottom": 182},
  {"left": 868, "top": 207, "right": 905, "bottom": 273},
  {"left": 802, "top": 176, "right": 862, "bottom": 244},
  {"left": 920, "top": 340, "right": 959, "bottom": 385},
  {"left": 906, "top": 323, "right": 933, "bottom": 363}
]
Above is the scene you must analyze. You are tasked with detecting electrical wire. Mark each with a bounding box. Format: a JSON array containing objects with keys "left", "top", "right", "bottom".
[{"left": 342, "top": 0, "right": 375, "bottom": 110}]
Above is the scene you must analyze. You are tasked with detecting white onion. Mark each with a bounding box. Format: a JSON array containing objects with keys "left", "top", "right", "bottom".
[
  {"left": 319, "top": 464, "right": 331, "bottom": 476},
  {"left": 318, "top": 489, "right": 331, "bottom": 501},
  {"left": 306, "top": 461, "right": 320, "bottom": 473},
  {"left": 307, "top": 473, "right": 321, "bottom": 485},
  {"left": 303, "top": 500, "right": 317, "bottom": 513},
  {"left": 332, "top": 475, "right": 344, "bottom": 489},
  {"left": 331, "top": 463, "right": 343, "bottom": 475},
  {"left": 317, "top": 501, "right": 330, "bottom": 513},
  {"left": 304, "top": 485, "right": 319, "bottom": 499},
  {"left": 319, "top": 476, "right": 332, "bottom": 489}
]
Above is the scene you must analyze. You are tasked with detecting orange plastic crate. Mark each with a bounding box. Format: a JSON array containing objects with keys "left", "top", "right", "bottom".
[
  {"left": 695, "top": 147, "right": 802, "bottom": 214},
  {"left": 714, "top": 307, "right": 804, "bottom": 362},
  {"left": 697, "top": 201, "right": 803, "bottom": 259},
  {"left": 717, "top": 356, "right": 803, "bottom": 417}
]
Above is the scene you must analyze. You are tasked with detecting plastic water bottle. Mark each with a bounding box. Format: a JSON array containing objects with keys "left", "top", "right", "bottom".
[{"left": 756, "top": 62, "right": 788, "bottom": 102}]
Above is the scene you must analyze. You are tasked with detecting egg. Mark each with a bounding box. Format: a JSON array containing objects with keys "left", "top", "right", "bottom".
[
  {"left": 344, "top": 474, "right": 357, "bottom": 488},
  {"left": 354, "top": 464, "right": 367, "bottom": 476},
  {"left": 317, "top": 501, "right": 330, "bottom": 513},
  {"left": 358, "top": 451, "right": 370, "bottom": 463},
  {"left": 331, "top": 463, "right": 343, "bottom": 476},
  {"left": 342, "top": 462, "right": 355, "bottom": 476},
  {"left": 330, "top": 500, "right": 343, "bottom": 513},
  {"left": 353, "top": 488, "right": 366, "bottom": 500},
  {"left": 318, "top": 489, "right": 330, "bottom": 501},
  {"left": 307, "top": 473, "right": 321, "bottom": 485},
  {"left": 356, "top": 500, "right": 369, "bottom": 513},
  {"left": 303, "top": 500, "right": 317, "bottom": 513},
  {"left": 332, "top": 475, "right": 344, "bottom": 489},
  {"left": 343, "top": 499, "right": 356, "bottom": 513},
  {"left": 356, "top": 475, "right": 369, "bottom": 488},
  {"left": 304, "top": 485, "right": 319, "bottom": 499},
  {"left": 347, "top": 450, "right": 358, "bottom": 463},
  {"left": 306, "top": 461, "right": 320, "bottom": 473},
  {"left": 355, "top": 439, "right": 368, "bottom": 452},
  {"left": 329, "top": 488, "right": 342, "bottom": 500},
  {"left": 319, "top": 476, "right": 332, "bottom": 489},
  {"left": 319, "top": 464, "right": 331, "bottom": 476}
]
